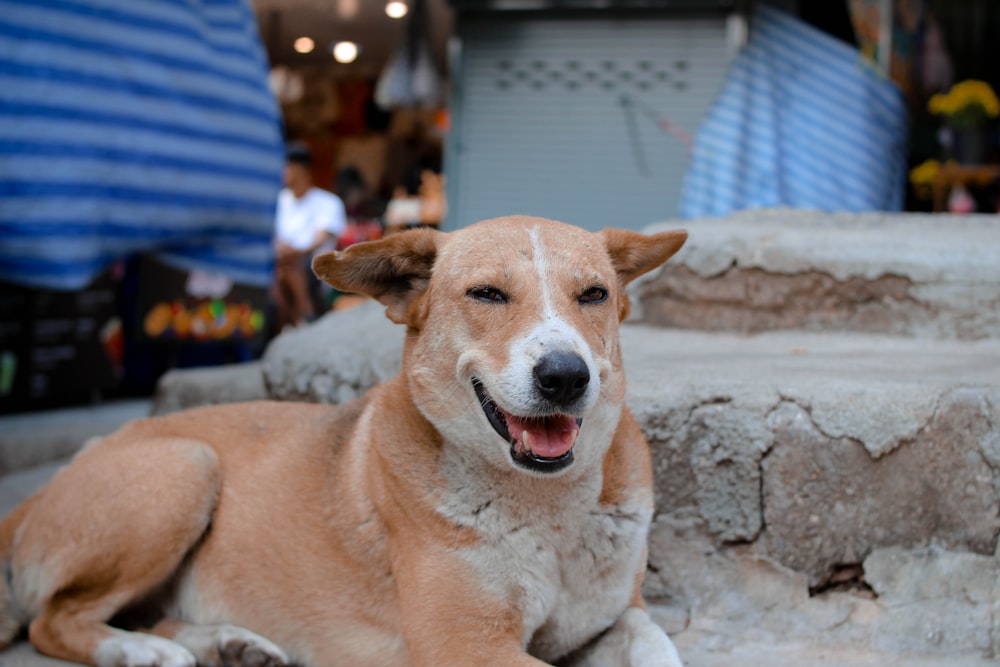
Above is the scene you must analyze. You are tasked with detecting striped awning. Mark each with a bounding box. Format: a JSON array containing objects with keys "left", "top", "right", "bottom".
[
  {"left": 0, "top": 0, "right": 284, "bottom": 291},
  {"left": 679, "top": 5, "right": 908, "bottom": 219}
]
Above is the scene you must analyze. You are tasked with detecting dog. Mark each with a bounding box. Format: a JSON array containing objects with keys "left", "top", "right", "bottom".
[{"left": 0, "top": 216, "right": 687, "bottom": 667}]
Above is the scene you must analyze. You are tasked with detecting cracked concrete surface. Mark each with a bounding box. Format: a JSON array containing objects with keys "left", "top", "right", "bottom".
[
  {"left": 645, "top": 512, "right": 1000, "bottom": 660},
  {"left": 247, "top": 300, "right": 1000, "bottom": 661},
  {"left": 623, "top": 327, "right": 1000, "bottom": 553},
  {"left": 761, "top": 394, "right": 999, "bottom": 584},
  {"left": 636, "top": 211, "right": 1000, "bottom": 340},
  {"left": 638, "top": 265, "right": 939, "bottom": 337}
]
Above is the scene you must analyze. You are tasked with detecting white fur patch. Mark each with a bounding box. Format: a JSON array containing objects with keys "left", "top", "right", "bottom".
[
  {"left": 442, "top": 477, "right": 653, "bottom": 663},
  {"left": 166, "top": 563, "right": 232, "bottom": 628},
  {"left": 10, "top": 562, "right": 55, "bottom": 621},
  {"left": 172, "top": 624, "right": 289, "bottom": 666},
  {"left": 528, "top": 227, "right": 555, "bottom": 316},
  {"left": 94, "top": 630, "right": 196, "bottom": 667},
  {"left": 567, "top": 608, "right": 683, "bottom": 667},
  {"left": 490, "top": 227, "right": 602, "bottom": 417},
  {"left": 623, "top": 608, "right": 684, "bottom": 667}
]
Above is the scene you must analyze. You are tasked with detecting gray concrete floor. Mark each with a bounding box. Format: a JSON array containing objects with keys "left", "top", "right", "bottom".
[{"left": 3, "top": 628, "right": 995, "bottom": 667}]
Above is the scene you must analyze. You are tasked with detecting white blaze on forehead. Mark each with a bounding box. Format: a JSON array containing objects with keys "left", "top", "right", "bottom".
[
  {"left": 529, "top": 226, "right": 555, "bottom": 317},
  {"left": 513, "top": 226, "right": 600, "bottom": 408},
  {"left": 526, "top": 225, "right": 588, "bottom": 347}
]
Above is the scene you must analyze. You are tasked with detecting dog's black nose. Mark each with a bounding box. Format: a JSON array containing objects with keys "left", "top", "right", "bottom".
[{"left": 534, "top": 351, "right": 590, "bottom": 406}]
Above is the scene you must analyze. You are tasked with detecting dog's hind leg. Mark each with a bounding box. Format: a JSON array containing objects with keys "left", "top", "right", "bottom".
[
  {"left": 10, "top": 436, "right": 221, "bottom": 667},
  {"left": 0, "top": 493, "right": 41, "bottom": 647}
]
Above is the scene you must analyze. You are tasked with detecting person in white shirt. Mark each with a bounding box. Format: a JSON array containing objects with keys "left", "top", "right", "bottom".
[{"left": 272, "top": 142, "right": 347, "bottom": 329}]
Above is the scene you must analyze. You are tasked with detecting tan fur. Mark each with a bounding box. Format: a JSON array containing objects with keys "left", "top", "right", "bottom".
[{"left": 0, "top": 216, "right": 687, "bottom": 667}]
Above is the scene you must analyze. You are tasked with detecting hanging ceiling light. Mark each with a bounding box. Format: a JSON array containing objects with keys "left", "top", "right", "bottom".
[
  {"left": 331, "top": 41, "right": 359, "bottom": 64},
  {"left": 293, "top": 37, "right": 314, "bottom": 54},
  {"left": 337, "top": 0, "right": 359, "bottom": 19},
  {"left": 385, "top": 1, "right": 408, "bottom": 19}
]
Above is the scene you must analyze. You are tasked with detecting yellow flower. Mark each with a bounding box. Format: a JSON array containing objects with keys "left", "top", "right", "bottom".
[
  {"left": 909, "top": 159, "right": 940, "bottom": 187},
  {"left": 928, "top": 93, "right": 949, "bottom": 115},
  {"left": 927, "top": 80, "right": 999, "bottom": 128}
]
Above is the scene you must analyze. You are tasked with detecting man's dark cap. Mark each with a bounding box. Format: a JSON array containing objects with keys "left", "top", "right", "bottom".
[{"left": 286, "top": 141, "right": 312, "bottom": 167}]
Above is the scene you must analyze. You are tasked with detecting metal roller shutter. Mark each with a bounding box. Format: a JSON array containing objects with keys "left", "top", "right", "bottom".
[{"left": 445, "top": 13, "right": 732, "bottom": 231}]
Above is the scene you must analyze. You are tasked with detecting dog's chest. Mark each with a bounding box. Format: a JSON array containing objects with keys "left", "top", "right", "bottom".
[{"left": 452, "top": 489, "right": 651, "bottom": 662}]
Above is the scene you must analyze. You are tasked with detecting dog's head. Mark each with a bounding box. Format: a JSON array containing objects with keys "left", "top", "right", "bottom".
[{"left": 314, "top": 216, "right": 686, "bottom": 476}]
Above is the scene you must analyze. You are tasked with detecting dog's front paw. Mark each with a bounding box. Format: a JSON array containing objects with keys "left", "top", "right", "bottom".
[
  {"left": 173, "top": 624, "right": 289, "bottom": 667},
  {"left": 564, "top": 608, "right": 683, "bottom": 667},
  {"left": 95, "top": 632, "right": 197, "bottom": 667},
  {"left": 621, "top": 609, "right": 683, "bottom": 667}
]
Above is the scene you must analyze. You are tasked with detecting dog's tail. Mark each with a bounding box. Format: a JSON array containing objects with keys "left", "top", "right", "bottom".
[{"left": 0, "top": 494, "right": 35, "bottom": 647}]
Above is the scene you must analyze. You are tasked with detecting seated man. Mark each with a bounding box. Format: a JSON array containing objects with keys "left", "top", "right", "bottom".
[{"left": 272, "top": 143, "right": 346, "bottom": 329}]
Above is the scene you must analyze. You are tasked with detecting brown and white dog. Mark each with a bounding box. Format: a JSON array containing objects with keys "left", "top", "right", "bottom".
[{"left": 0, "top": 216, "right": 687, "bottom": 667}]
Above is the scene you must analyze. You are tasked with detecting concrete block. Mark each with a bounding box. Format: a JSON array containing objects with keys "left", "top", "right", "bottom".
[
  {"left": 151, "top": 361, "right": 268, "bottom": 416},
  {"left": 0, "top": 399, "right": 149, "bottom": 475},
  {"left": 624, "top": 326, "right": 1000, "bottom": 590},
  {"left": 261, "top": 300, "right": 402, "bottom": 404},
  {"left": 760, "top": 392, "right": 999, "bottom": 587},
  {"left": 864, "top": 545, "right": 1000, "bottom": 656},
  {"left": 646, "top": 513, "right": 1000, "bottom": 660}
]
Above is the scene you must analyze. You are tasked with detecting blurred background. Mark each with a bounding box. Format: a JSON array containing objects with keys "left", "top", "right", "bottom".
[{"left": 1, "top": 0, "right": 997, "bottom": 413}]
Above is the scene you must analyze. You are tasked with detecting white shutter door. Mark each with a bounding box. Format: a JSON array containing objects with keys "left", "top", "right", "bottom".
[{"left": 446, "top": 14, "right": 732, "bottom": 231}]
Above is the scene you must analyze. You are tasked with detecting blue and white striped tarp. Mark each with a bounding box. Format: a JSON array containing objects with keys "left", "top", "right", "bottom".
[
  {"left": 679, "top": 5, "right": 908, "bottom": 219},
  {"left": 0, "top": 0, "right": 283, "bottom": 291}
]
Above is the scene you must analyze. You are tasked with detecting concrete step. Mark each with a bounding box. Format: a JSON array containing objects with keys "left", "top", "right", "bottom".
[
  {"left": 0, "top": 399, "right": 150, "bottom": 476},
  {"left": 634, "top": 211, "right": 1000, "bottom": 340},
  {"left": 151, "top": 361, "right": 268, "bottom": 416},
  {"left": 259, "top": 304, "right": 1000, "bottom": 660},
  {"left": 4, "top": 321, "right": 998, "bottom": 663},
  {"left": 5, "top": 204, "right": 1000, "bottom": 663},
  {"left": 621, "top": 326, "right": 1000, "bottom": 585},
  {"left": 259, "top": 309, "right": 1000, "bottom": 589},
  {"left": 3, "top": 311, "right": 999, "bottom": 663}
]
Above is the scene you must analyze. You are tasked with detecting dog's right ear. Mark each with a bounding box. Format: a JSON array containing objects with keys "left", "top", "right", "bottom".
[{"left": 313, "top": 228, "right": 442, "bottom": 324}]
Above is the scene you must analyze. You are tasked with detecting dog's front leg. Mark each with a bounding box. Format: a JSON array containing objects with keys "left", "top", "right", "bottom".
[
  {"left": 392, "top": 545, "right": 548, "bottom": 666},
  {"left": 149, "top": 620, "right": 289, "bottom": 667},
  {"left": 564, "top": 608, "right": 683, "bottom": 667}
]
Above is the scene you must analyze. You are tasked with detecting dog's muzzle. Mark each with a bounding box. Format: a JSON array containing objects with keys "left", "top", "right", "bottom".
[{"left": 472, "top": 376, "right": 583, "bottom": 474}]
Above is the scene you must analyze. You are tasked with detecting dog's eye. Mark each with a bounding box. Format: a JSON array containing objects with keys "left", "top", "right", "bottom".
[
  {"left": 579, "top": 286, "right": 608, "bottom": 305},
  {"left": 467, "top": 286, "right": 509, "bottom": 303}
]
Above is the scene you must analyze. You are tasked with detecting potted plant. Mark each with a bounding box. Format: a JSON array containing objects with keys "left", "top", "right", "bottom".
[{"left": 928, "top": 80, "right": 1000, "bottom": 164}]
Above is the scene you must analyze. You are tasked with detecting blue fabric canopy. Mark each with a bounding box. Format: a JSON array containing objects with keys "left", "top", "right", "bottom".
[
  {"left": 0, "top": 0, "right": 283, "bottom": 291},
  {"left": 679, "top": 5, "right": 908, "bottom": 219}
]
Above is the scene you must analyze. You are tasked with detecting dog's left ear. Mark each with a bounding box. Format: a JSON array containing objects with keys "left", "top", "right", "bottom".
[
  {"left": 600, "top": 228, "right": 688, "bottom": 285},
  {"left": 313, "top": 228, "right": 442, "bottom": 324},
  {"left": 600, "top": 228, "right": 687, "bottom": 320}
]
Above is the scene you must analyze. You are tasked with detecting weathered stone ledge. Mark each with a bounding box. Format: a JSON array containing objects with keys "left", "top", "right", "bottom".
[{"left": 636, "top": 210, "right": 1000, "bottom": 339}]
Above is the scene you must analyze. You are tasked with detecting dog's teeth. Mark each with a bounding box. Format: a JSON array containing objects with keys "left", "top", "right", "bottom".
[{"left": 522, "top": 430, "right": 532, "bottom": 453}]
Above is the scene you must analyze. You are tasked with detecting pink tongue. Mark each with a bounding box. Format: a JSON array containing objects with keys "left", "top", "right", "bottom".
[{"left": 506, "top": 414, "right": 579, "bottom": 459}]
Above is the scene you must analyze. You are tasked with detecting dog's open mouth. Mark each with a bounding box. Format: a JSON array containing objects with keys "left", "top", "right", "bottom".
[{"left": 472, "top": 379, "right": 580, "bottom": 474}]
